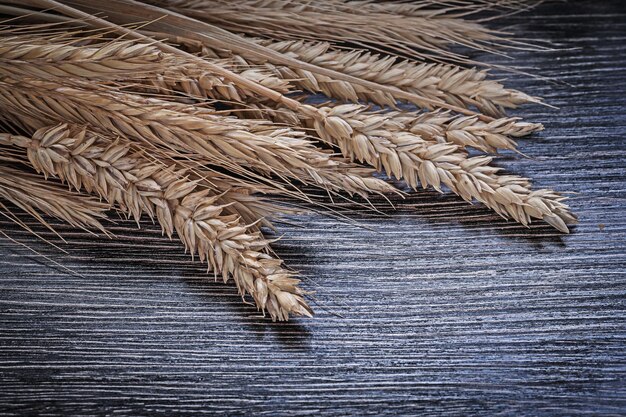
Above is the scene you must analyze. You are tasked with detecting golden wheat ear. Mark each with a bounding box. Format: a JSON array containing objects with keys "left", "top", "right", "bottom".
[
  {"left": 0, "top": 124, "right": 312, "bottom": 320},
  {"left": 307, "top": 104, "right": 578, "bottom": 233}
]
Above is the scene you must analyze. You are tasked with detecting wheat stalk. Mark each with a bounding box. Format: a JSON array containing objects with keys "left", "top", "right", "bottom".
[
  {"left": 257, "top": 39, "right": 541, "bottom": 117},
  {"left": 0, "top": 77, "right": 397, "bottom": 199},
  {"left": 310, "top": 104, "right": 577, "bottom": 232},
  {"left": 334, "top": 107, "right": 544, "bottom": 154},
  {"left": 0, "top": 124, "right": 312, "bottom": 320}
]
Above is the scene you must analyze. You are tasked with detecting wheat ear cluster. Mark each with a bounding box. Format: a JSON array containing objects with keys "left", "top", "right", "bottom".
[{"left": 0, "top": 0, "right": 577, "bottom": 320}]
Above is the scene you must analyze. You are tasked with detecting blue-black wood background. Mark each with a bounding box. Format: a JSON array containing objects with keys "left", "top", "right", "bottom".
[{"left": 0, "top": 1, "right": 625, "bottom": 415}]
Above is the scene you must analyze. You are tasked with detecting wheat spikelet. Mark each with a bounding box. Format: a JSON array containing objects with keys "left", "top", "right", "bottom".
[
  {"left": 310, "top": 104, "right": 577, "bottom": 232},
  {"left": 0, "top": 124, "right": 311, "bottom": 320}
]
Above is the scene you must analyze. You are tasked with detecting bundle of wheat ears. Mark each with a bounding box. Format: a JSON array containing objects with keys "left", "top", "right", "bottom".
[{"left": 0, "top": 0, "right": 577, "bottom": 320}]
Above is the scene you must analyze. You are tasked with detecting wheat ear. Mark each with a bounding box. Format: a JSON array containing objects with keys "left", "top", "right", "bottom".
[
  {"left": 310, "top": 104, "right": 577, "bottom": 232},
  {"left": 0, "top": 77, "right": 397, "bottom": 199},
  {"left": 215, "top": 95, "right": 543, "bottom": 155},
  {"left": 0, "top": 35, "right": 167, "bottom": 80},
  {"left": 311, "top": 105, "right": 544, "bottom": 154},
  {"left": 257, "top": 39, "right": 541, "bottom": 117},
  {"left": 0, "top": 33, "right": 292, "bottom": 104},
  {"left": 407, "top": 111, "right": 544, "bottom": 153},
  {"left": 0, "top": 125, "right": 312, "bottom": 321}
]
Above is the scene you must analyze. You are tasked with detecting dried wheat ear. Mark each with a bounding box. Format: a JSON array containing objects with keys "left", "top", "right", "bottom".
[{"left": 0, "top": 0, "right": 577, "bottom": 321}]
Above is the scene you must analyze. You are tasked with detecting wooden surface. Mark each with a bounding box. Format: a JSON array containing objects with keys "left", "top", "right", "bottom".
[{"left": 1, "top": 1, "right": 625, "bottom": 415}]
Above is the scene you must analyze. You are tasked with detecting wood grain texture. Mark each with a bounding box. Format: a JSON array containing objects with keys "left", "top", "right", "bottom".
[{"left": 1, "top": 1, "right": 625, "bottom": 415}]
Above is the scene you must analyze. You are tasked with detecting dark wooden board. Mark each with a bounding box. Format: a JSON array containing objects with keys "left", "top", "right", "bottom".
[{"left": 1, "top": 1, "right": 625, "bottom": 415}]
